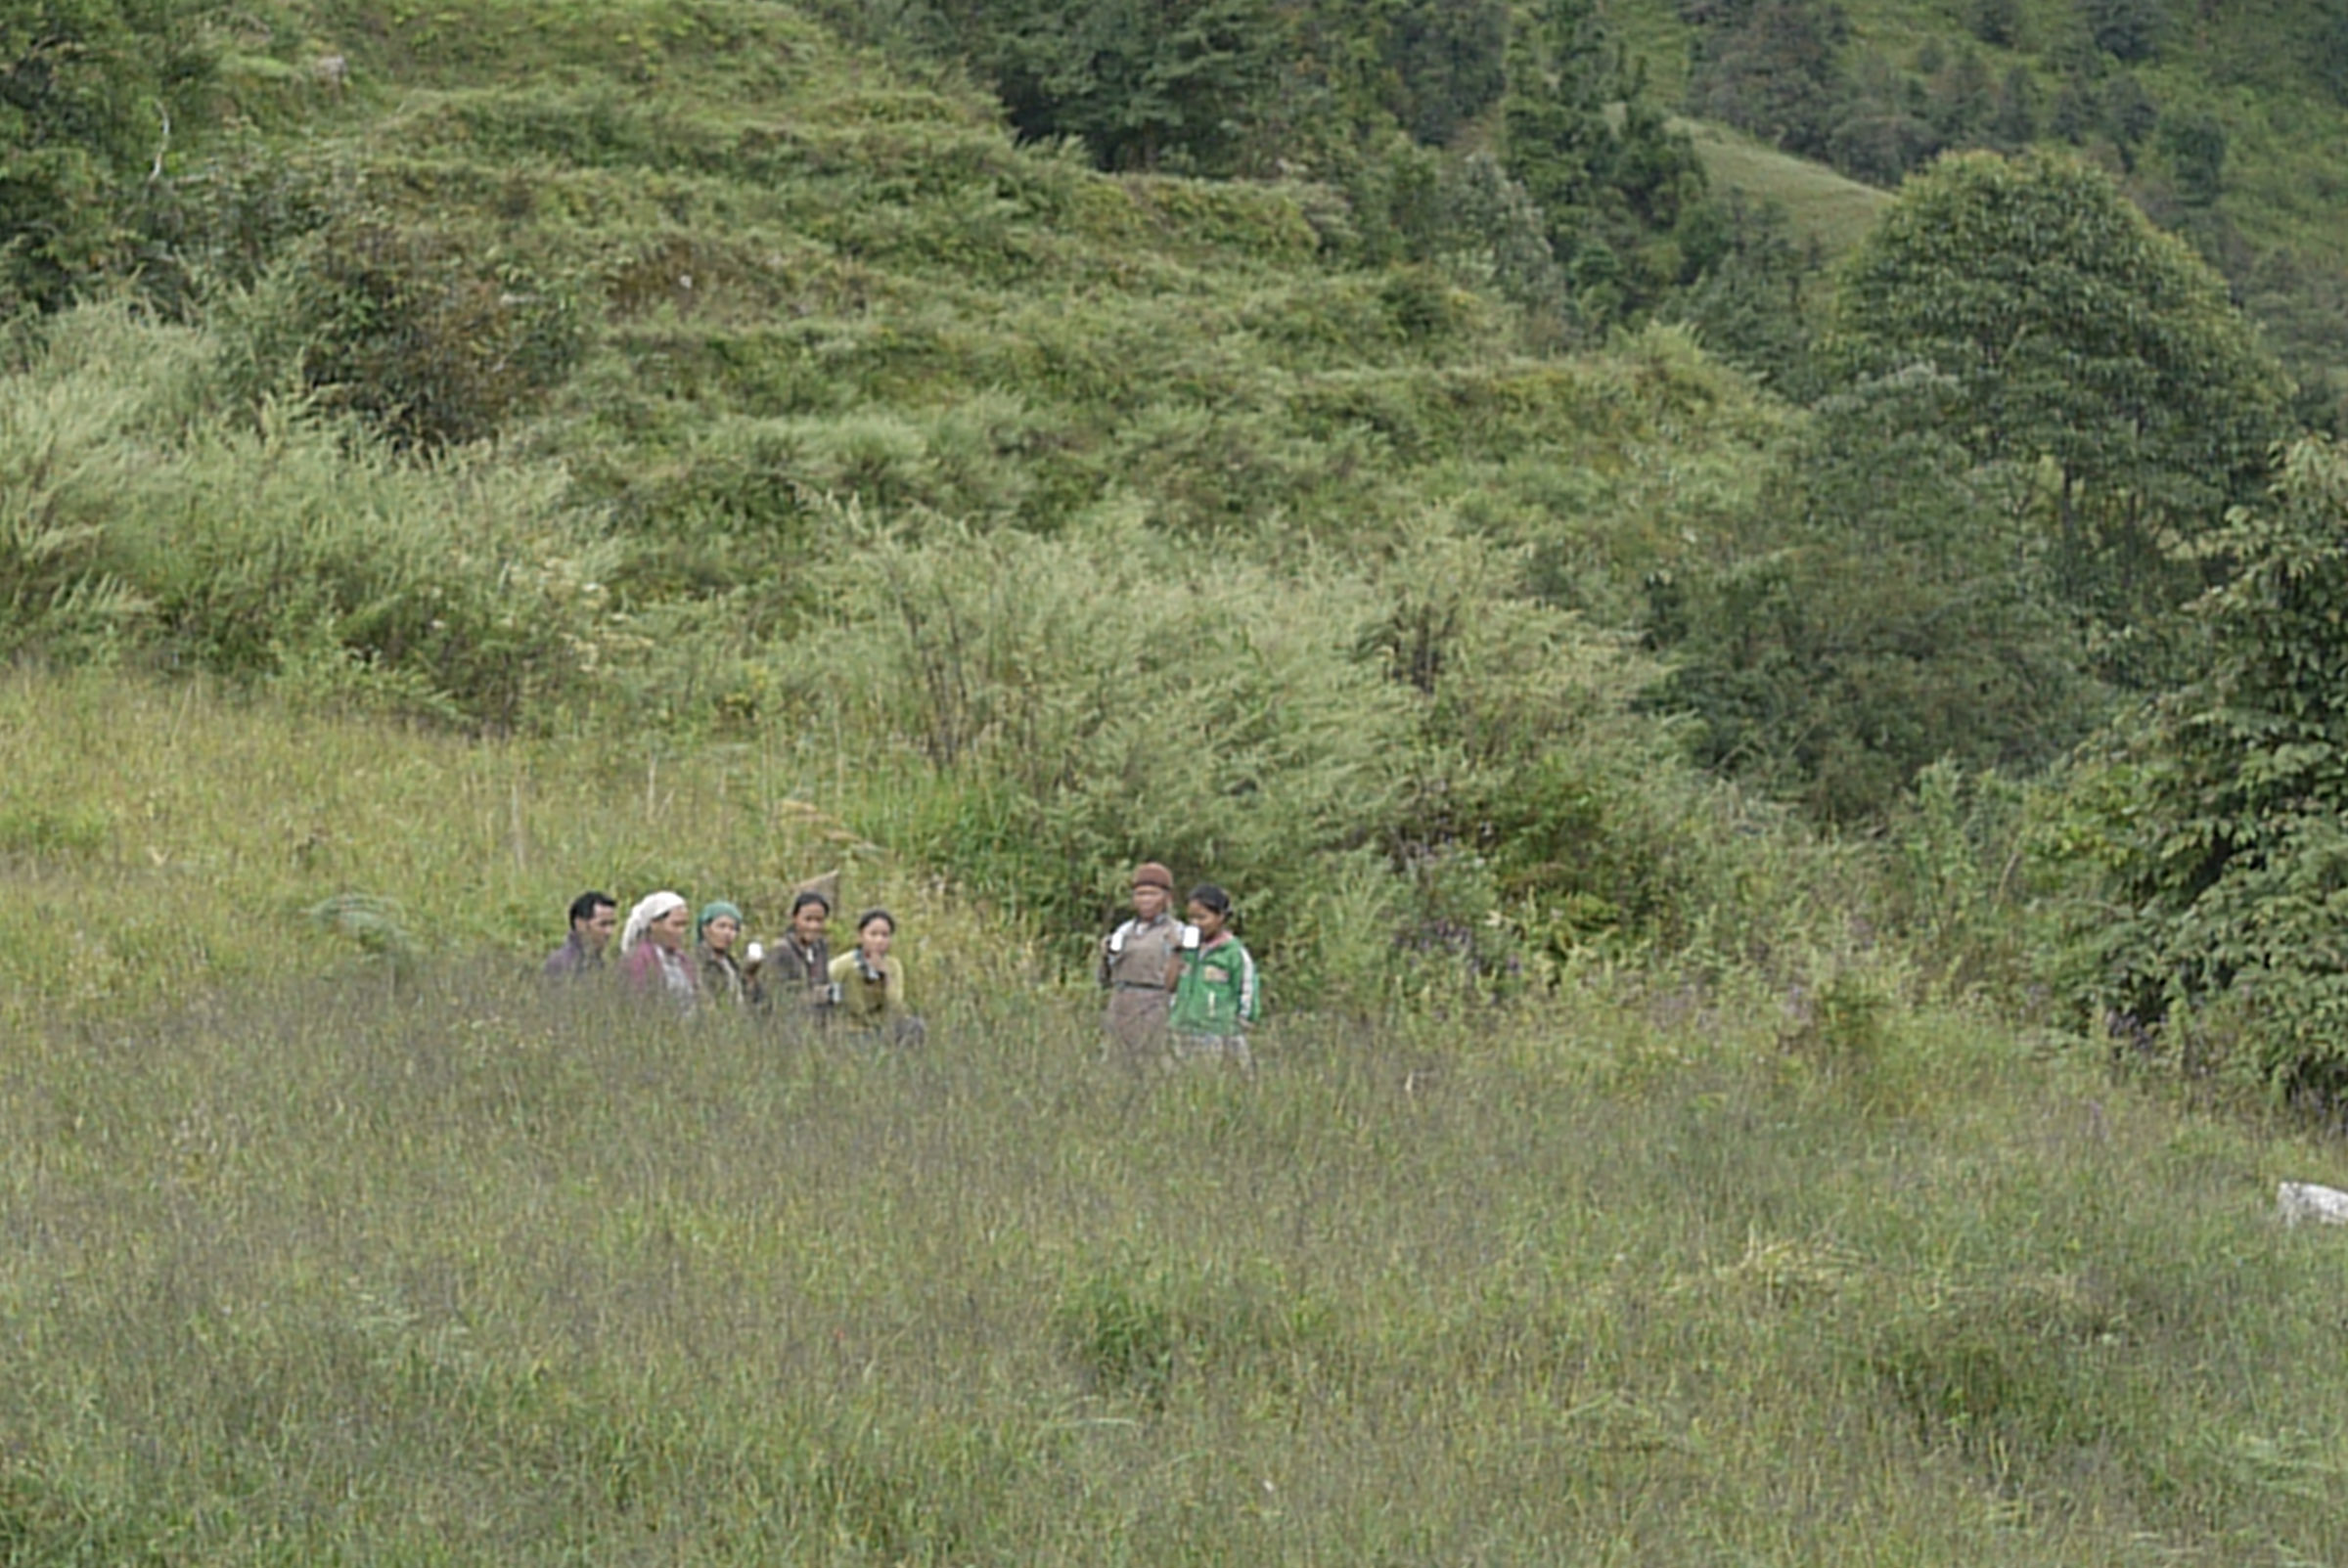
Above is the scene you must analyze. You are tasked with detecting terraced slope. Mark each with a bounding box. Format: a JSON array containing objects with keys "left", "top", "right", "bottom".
[{"left": 217, "top": 0, "right": 1784, "bottom": 619}]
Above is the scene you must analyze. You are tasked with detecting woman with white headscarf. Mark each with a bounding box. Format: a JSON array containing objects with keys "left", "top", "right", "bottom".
[{"left": 617, "top": 890, "right": 700, "bottom": 1014}]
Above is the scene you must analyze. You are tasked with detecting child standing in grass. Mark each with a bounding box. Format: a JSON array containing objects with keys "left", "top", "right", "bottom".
[{"left": 1169, "top": 884, "right": 1257, "bottom": 1067}]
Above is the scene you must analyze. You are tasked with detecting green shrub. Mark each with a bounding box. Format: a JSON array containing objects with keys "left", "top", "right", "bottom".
[
  {"left": 791, "top": 507, "right": 1413, "bottom": 993},
  {"left": 0, "top": 303, "right": 621, "bottom": 729},
  {"left": 0, "top": 0, "right": 219, "bottom": 313},
  {"left": 220, "top": 216, "right": 589, "bottom": 449},
  {"left": 2045, "top": 437, "right": 2348, "bottom": 1109}
]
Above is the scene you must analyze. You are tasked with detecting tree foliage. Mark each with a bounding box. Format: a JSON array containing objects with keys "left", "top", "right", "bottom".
[
  {"left": 923, "top": 0, "right": 1512, "bottom": 172},
  {"left": 1684, "top": 0, "right": 1852, "bottom": 160},
  {"left": 0, "top": 0, "right": 216, "bottom": 310},
  {"left": 972, "top": 0, "right": 1287, "bottom": 172},
  {"left": 2047, "top": 439, "right": 2348, "bottom": 1108},
  {"left": 1502, "top": 0, "right": 1716, "bottom": 321},
  {"left": 1648, "top": 368, "right": 2095, "bottom": 822},
  {"left": 1829, "top": 152, "right": 2288, "bottom": 662},
  {"left": 2082, "top": 0, "right": 2164, "bottom": 62}
]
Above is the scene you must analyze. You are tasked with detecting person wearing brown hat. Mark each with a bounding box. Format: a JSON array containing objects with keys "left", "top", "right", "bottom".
[{"left": 1099, "top": 861, "right": 1185, "bottom": 1065}]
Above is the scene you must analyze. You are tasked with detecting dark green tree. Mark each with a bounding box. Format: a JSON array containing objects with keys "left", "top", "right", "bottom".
[
  {"left": 954, "top": 0, "right": 1287, "bottom": 172},
  {"left": 1685, "top": 0, "right": 1852, "bottom": 159},
  {"left": 0, "top": 0, "right": 216, "bottom": 309},
  {"left": 1989, "top": 64, "right": 2039, "bottom": 150},
  {"left": 1502, "top": 0, "right": 1712, "bottom": 321},
  {"left": 1927, "top": 45, "right": 1994, "bottom": 145},
  {"left": 2082, "top": 0, "right": 2163, "bottom": 61},
  {"left": 1973, "top": 0, "right": 2023, "bottom": 48},
  {"left": 2315, "top": 0, "right": 2348, "bottom": 104},
  {"left": 1648, "top": 368, "right": 2093, "bottom": 823},
  {"left": 2156, "top": 109, "right": 2226, "bottom": 207},
  {"left": 1386, "top": 0, "right": 1509, "bottom": 145},
  {"left": 2048, "top": 439, "right": 2348, "bottom": 1107},
  {"left": 1667, "top": 194, "right": 1822, "bottom": 399},
  {"left": 1829, "top": 152, "right": 2289, "bottom": 672},
  {"left": 2103, "top": 70, "right": 2159, "bottom": 169},
  {"left": 2050, "top": 73, "right": 2099, "bottom": 143},
  {"left": 1827, "top": 50, "right": 1937, "bottom": 183}
]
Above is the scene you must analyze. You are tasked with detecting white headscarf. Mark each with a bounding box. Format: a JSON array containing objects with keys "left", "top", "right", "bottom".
[{"left": 620, "top": 890, "right": 687, "bottom": 956}]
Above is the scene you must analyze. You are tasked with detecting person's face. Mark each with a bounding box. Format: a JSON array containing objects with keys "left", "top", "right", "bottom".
[
  {"left": 1132, "top": 883, "right": 1168, "bottom": 921},
  {"left": 703, "top": 915, "right": 739, "bottom": 953},
  {"left": 652, "top": 906, "right": 691, "bottom": 951},
  {"left": 577, "top": 903, "right": 617, "bottom": 954},
  {"left": 1187, "top": 900, "right": 1225, "bottom": 940},
  {"left": 859, "top": 919, "right": 893, "bottom": 963},
  {"left": 792, "top": 903, "right": 829, "bottom": 945}
]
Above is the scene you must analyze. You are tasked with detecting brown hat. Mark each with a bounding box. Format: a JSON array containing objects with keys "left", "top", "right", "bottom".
[{"left": 1132, "top": 861, "right": 1174, "bottom": 891}]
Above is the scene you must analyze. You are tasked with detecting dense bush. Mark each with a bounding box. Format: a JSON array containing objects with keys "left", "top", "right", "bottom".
[
  {"left": 1829, "top": 152, "right": 2288, "bottom": 675},
  {"left": 777, "top": 504, "right": 1779, "bottom": 1001},
  {"left": 219, "top": 216, "right": 590, "bottom": 449},
  {"left": 1648, "top": 368, "right": 2097, "bottom": 823},
  {"left": 0, "top": 0, "right": 218, "bottom": 311},
  {"left": 780, "top": 507, "right": 1413, "bottom": 990},
  {"left": 0, "top": 303, "right": 618, "bottom": 727},
  {"left": 2046, "top": 438, "right": 2348, "bottom": 1109}
]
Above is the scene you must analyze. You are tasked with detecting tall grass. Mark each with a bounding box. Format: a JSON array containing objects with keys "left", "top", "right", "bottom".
[
  {"left": 0, "top": 669, "right": 1030, "bottom": 1029},
  {"left": 1, "top": 957, "right": 2341, "bottom": 1562}
]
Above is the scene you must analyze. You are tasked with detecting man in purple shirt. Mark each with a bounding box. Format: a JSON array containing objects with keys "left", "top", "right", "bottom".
[{"left": 543, "top": 890, "right": 617, "bottom": 979}]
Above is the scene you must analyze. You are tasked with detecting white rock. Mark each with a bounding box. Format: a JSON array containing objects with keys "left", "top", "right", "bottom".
[{"left": 2277, "top": 1182, "right": 2348, "bottom": 1226}]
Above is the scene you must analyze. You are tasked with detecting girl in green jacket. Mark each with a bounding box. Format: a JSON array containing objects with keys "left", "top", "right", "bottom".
[{"left": 1170, "top": 884, "right": 1258, "bottom": 1066}]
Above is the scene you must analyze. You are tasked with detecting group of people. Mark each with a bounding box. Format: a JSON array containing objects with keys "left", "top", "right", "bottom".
[
  {"left": 543, "top": 885, "right": 923, "bottom": 1044},
  {"left": 540, "top": 860, "right": 1258, "bottom": 1065},
  {"left": 1095, "top": 861, "right": 1260, "bottom": 1066}
]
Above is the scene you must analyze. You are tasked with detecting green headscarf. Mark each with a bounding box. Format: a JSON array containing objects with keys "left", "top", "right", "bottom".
[{"left": 697, "top": 900, "right": 744, "bottom": 939}]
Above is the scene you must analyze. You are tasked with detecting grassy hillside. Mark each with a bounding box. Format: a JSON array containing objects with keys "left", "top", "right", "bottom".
[
  {"left": 1676, "top": 118, "right": 1892, "bottom": 255},
  {"left": 6, "top": 0, "right": 1831, "bottom": 1000},
  {"left": 200, "top": 0, "right": 1784, "bottom": 588},
  {"left": 8, "top": 6, "right": 2348, "bottom": 1561},
  {"left": 1612, "top": 0, "right": 2348, "bottom": 404},
  {"left": 4, "top": 692, "right": 2345, "bottom": 1557}
]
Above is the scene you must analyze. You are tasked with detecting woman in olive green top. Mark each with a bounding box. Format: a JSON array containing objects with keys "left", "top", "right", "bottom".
[{"left": 828, "top": 908, "right": 926, "bottom": 1046}]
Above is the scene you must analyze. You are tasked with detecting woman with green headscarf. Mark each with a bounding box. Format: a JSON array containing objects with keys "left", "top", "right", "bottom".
[{"left": 694, "top": 901, "right": 762, "bottom": 1008}]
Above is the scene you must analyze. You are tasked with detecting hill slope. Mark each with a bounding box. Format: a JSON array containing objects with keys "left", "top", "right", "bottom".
[{"left": 1611, "top": 0, "right": 2348, "bottom": 408}]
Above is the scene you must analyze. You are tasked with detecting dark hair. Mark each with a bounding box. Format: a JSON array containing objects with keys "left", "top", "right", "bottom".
[
  {"left": 1187, "top": 884, "right": 1232, "bottom": 917},
  {"left": 855, "top": 907, "right": 895, "bottom": 934},
  {"left": 790, "top": 889, "right": 833, "bottom": 917},
  {"left": 568, "top": 890, "right": 616, "bottom": 926}
]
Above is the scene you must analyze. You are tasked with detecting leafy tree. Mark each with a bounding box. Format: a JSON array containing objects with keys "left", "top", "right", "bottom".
[
  {"left": 1926, "top": 45, "right": 1994, "bottom": 145},
  {"left": 1972, "top": 0, "right": 2023, "bottom": 48},
  {"left": 1501, "top": 0, "right": 1713, "bottom": 321},
  {"left": 944, "top": 0, "right": 1287, "bottom": 172},
  {"left": 0, "top": 0, "right": 216, "bottom": 310},
  {"left": 2156, "top": 109, "right": 2226, "bottom": 207},
  {"left": 1385, "top": 0, "right": 1509, "bottom": 145},
  {"left": 2315, "top": 0, "right": 2348, "bottom": 105},
  {"left": 2082, "top": 0, "right": 2163, "bottom": 62},
  {"left": 1648, "top": 368, "right": 2094, "bottom": 823},
  {"left": 1829, "top": 152, "right": 2288, "bottom": 667},
  {"left": 1989, "top": 65, "right": 2039, "bottom": 150},
  {"left": 2050, "top": 73, "right": 2099, "bottom": 143},
  {"left": 1685, "top": 0, "right": 1852, "bottom": 159},
  {"left": 2103, "top": 70, "right": 2159, "bottom": 168},
  {"left": 1828, "top": 50, "right": 1937, "bottom": 183},
  {"left": 2048, "top": 439, "right": 2348, "bottom": 1108},
  {"left": 1666, "top": 194, "right": 1823, "bottom": 399}
]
